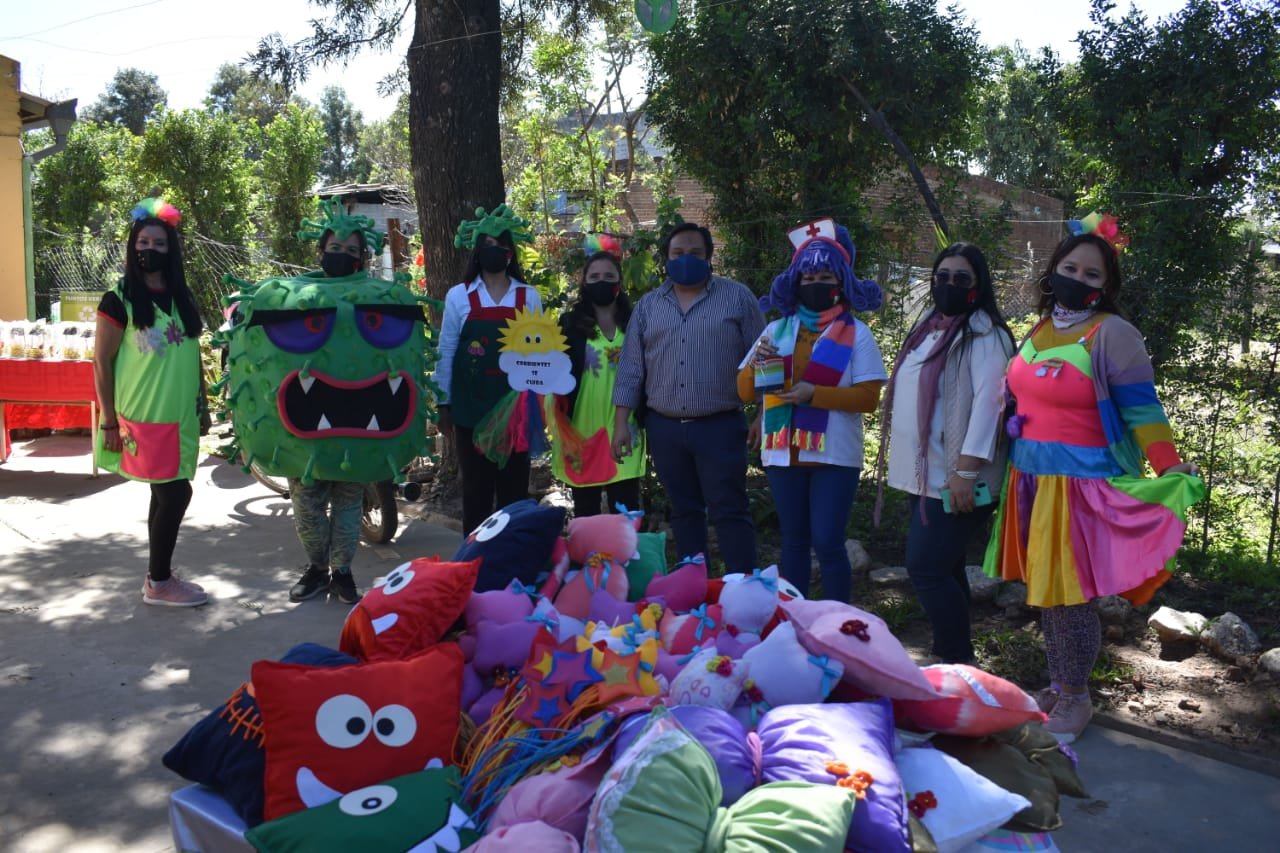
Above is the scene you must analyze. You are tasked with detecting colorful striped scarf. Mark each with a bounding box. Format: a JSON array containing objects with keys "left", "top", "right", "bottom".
[{"left": 762, "top": 308, "right": 857, "bottom": 452}]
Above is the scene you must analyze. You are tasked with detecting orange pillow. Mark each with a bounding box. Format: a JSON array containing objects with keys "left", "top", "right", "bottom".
[
  {"left": 893, "top": 664, "right": 1048, "bottom": 736},
  {"left": 254, "top": 644, "right": 463, "bottom": 821},
  {"left": 339, "top": 558, "right": 480, "bottom": 662}
]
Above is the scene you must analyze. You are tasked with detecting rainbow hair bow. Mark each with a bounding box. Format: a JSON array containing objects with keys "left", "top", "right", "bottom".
[
  {"left": 131, "top": 197, "right": 181, "bottom": 228},
  {"left": 584, "top": 233, "right": 623, "bottom": 257},
  {"left": 1068, "top": 211, "right": 1129, "bottom": 253}
]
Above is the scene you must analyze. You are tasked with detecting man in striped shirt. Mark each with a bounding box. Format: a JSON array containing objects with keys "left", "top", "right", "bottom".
[{"left": 611, "top": 222, "right": 766, "bottom": 574}]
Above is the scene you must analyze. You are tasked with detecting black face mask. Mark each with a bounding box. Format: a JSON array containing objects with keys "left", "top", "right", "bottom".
[
  {"left": 1049, "top": 272, "right": 1104, "bottom": 311},
  {"left": 797, "top": 282, "right": 839, "bottom": 312},
  {"left": 586, "top": 279, "right": 620, "bottom": 306},
  {"left": 321, "top": 252, "right": 360, "bottom": 278},
  {"left": 136, "top": 249, "right": 167, "bottom": 273},
  {"left": 932, "top": 284, "right": 977, "bottom": 316},
  {"left": 478, "top": 245, "right": 511, "bottom": 274}
]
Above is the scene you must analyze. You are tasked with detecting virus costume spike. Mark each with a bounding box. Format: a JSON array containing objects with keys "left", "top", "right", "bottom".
[
  {"left": 453, "top": 204, "right": 534, "bottom": 250},
  {"left": 297, "top": 196, "right": 386, "bottom": 254}
]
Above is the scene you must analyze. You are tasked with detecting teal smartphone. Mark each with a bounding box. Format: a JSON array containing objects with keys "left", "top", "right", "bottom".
[{"left": 941, "top": 480, "right": 993, "bottom": 513}]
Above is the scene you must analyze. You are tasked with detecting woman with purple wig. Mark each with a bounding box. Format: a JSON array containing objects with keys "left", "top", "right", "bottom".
[{"left": 736, "top": 219, "right": 886, "bottom": 602}]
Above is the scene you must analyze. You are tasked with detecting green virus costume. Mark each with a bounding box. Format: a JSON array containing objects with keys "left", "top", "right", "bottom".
[
  {"left": 219, "top": 200, "right": 434, "bottom": 485},
  {"left": 94, "top": 279, "right": 201, "bottom": 482}
]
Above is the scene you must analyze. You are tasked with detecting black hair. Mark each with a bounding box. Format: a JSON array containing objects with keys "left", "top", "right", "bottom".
[
  {"left": 1035, "top": 233, "right": 1123, "bottom": 315},
  {"left": 922, "top": 242, "right": 1014, "bottom": 364},
  {"left": 564, "top": 251, "right": 632, "bottom": 338},
  {"left": 318, "top": 228, "right": 369, "bottom": 269},
  {"left": 462, "top": 229, "right": 526, "bottom": 282},
  {"left": 122, "top": 217, "right": 203, "bottom": 337},
  {"left": 660, "top": 222, "right": 714, "bottom": 260}
]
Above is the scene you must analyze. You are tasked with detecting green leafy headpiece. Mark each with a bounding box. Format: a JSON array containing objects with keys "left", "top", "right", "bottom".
[
  {"left": 453, "top": 204, "right": 534, "bottom": 250},
  {"left": 297, "top": 196, "right": 386, "bottom": 254}
]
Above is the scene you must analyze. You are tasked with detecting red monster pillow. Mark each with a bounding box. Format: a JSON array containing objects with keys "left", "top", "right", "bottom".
[
  {"left": 253, "top": 643, "right": 464, "bottom": 821},
  {"left": 339, "top": 558, "right": 480, "bottom": 662},
  {"left": 893, "top": 664, "right": 1048, "bottom": 737}
]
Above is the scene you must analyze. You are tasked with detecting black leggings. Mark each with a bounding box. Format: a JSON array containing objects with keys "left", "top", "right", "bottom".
[
  {"left": 454, "top": 425, "right": 530, "bottom": 536},
  {"left": 148, "top": 479, "right": 193, "bottom": 582}
]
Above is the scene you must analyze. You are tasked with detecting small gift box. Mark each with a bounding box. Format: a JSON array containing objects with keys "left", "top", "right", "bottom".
[{"left": 754, "top": 357, "right": 785, "bottom": 394}]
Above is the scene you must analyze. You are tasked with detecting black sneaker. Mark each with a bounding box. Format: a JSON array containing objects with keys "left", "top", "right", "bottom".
[
  {"left": 289, "top": 564, "right": 329, "bottom": 602},
  {"left": 329, "top": 570, "right": 362, "bottom": 605}
]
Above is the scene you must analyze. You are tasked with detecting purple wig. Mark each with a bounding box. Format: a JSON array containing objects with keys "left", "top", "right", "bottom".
[{"left": 760, "top": 223, "right": 883, "bottom": 315}]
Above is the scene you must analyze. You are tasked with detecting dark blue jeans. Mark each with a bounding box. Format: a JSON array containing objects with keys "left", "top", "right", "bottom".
[
  {"left": 905, "top": 494, "right": 995, "bottom": 663},
  {"left": 765, "top": 465, "right": 860, "bottom": 603},
  {"left": 645, "top": 411, "right": 756, "bottom": 574}
]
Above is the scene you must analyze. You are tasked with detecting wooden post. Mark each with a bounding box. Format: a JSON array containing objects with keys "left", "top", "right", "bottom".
[{"left": 387, "top": 218, "right": 408, "bottom": 270}]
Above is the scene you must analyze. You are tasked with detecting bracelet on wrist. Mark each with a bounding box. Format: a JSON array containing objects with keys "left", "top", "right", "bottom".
[{"left": 954, "top": 469, "right": 979, "bottom": 480}]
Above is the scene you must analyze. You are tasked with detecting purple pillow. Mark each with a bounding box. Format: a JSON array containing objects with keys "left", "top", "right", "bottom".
[
  {"left": 589, "top": 588, "right": 636, "bottom": 627},
  {"left": 612, "top": 704, "right": 757, "bottom": 806},
  {"left": 465, "top": 583, "right": 536, "bottom": 630},
  {"left": 473, "top": 619, "right": 541, "bottom": 675},
  {"left": 488, "top": 736, "right": 614, "bottom": 840},
  {"left": 469, "top": 821, "right": 581, "bottom": 851},
  {"left": 757, "top": 700, "right": 908, "bottom": 853}
]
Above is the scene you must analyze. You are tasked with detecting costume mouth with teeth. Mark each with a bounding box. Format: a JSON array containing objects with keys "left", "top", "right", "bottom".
[{"left": 220, "top": 273, "right": 434, "bottom": 485}]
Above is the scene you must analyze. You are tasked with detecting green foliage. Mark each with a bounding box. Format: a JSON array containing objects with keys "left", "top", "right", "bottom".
[
  {"left": 205, "top": 63, "right": 292, "bottom": 129},
  {"left": 258, "top": 104, "right": 326, "bottom": 267},
  {"left": 646, "top": 0, "right": 984, "bottom": 293},
  {"left": 870, "top": 595, "right": 925, "bottom": 633},
  {"left": 317, "top": 86, "right": 370, "bottom": 185},
  {"left": 31, "top": 121, "right": 142, "bottom": 236},
  {"left": 975, "top": 626, "right": 1046, "bottom": 684},
  {"left": 82, "top": 68, "right": 168, "bottom": 135},
  {"left": 360, "top": 94, "right": 412, "bottom": 187}
]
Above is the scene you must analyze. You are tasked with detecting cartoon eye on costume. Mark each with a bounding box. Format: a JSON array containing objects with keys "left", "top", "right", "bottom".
[
  {"left": 355, "top": 304, "right": 422, "bottom": 349},
  {"left": 776, "top": 576, "right": 805, "bottom": 600},
  {"left": 315, "top": 694, "right": 372, "bottom": 748},
  {"left": 472, "top": 509, "right": 510, "bottom": 542},
  {"left": 376, "top": 564, "right": 415, "bottom": 595},
  {"left": 338, "top": 784, "right": 398, "bottom": 817},
  {"left": 250, "top": 308, "right": 336, "bottom": 354},
  {"left": 372, "top": 704, "right": 417, "bottom": 747}
]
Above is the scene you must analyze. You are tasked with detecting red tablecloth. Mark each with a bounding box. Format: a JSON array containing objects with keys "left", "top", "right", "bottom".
[{"left": 0, "top": 358, "right": 98, "bottom": 458}]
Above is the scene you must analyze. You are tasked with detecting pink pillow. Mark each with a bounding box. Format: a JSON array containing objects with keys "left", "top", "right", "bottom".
[
  {"left": 487, "top": 741, "right": 612, "bottom": 840},
  {"left": 659, "top": 603, "right": 724, "bottom": 655},
  {"left": 468, "top": 822, "right": 581, "bottom": 852},
  {"left": 465, "top": 582, "right": 537, "bottom": 630},
  {"left": 566, "top": 512, "right": 639, "bottom": 565},
  {"left": 553, "top": 555, "right": 629, "bottom": 621},
  {"left": 539, "top": 537, "right": 573, "bottom": 601},
  {"left": 643, "top": 554, "right": 708, "bottom": 613},
  {"left": 782, "top": 599, "right": 937, "bottom": 701},
  {"left": 893, "top": 664, "right": 1048, "bottom": 736}
]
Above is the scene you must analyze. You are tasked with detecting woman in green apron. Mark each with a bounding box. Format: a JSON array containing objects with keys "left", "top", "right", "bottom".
[
  {"left": 94, "top": 198, "right": 207, "bottom": 607},
  {"left": 434, "top": 205, "right": 541, "bottom": 535}
]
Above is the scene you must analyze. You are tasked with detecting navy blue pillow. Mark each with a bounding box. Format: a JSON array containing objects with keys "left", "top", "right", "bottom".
[
  {"left": 161, "top": 643, "right": 356, "bottom": 827},
  {"left": 452, "top": 499, "right": 566, "bottom": 593}
]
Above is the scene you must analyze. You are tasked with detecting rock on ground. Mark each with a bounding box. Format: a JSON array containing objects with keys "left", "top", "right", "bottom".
[
  {"left": 1095, "top": 595, "right": 1134, "bottom": 625},
  {"left": 1258, "top": 648, "right": 1280, "bottom": 676},
  {"left": 1200, "top": 612, "right": 1262, "bottom": 661},
  {"left": 995, "top": 580, "right": 1029, "bottom": 610},
  {"left": 1148, "top": 606, "right": 1207, "bottom": 643},
  {"left": 870, "top": 565, "right": 909, "bottom": 584},
  {"left": 965, "top": 565, "right": 1000, "bottom": 603},
  {"left": 845, "top": 539, "right": 872, "bottom": 575}
]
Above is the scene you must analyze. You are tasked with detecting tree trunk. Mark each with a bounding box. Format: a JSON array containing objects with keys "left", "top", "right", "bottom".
[{"left": 409, "top": 0, "right": 506, "bottom": 304}]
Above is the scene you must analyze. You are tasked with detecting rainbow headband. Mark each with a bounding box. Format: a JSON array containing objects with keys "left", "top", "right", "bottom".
[
  {"left": 1068, "top": 211, "right": 1129, "bottom": 253},
  {"left": 297, "top": 196, "right": 386, "bottom": 254},
  {"left": 131, "top": 198, "right": 182, "bottom": 228}
]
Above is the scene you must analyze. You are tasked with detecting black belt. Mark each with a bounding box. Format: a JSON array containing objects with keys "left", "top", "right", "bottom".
[{"left": 652, "top": 409, "right": 738, "bottom": 423}]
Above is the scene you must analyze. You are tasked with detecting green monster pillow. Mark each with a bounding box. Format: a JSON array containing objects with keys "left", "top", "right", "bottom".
[
  {"left": 244, "top": 763, "right": 479, "bottom": 853},
  {"left": 223, "top": 272, "right": 430, "bottom": 484}
]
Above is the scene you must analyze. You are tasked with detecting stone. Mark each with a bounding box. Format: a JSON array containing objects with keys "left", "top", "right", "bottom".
[
  {"left": 1259, "top": 648, "right": 1280, "bottom": 676},
  {"left": 1148, "top": 606, "right": 1207, "bottom": 643},
  {"left": 539, "top": 490, "right": 574, "bottom": 511},
  {"left": 965, "top": 565, "right": 1000, "bottom": 603},
  {"left": 870, "top": 565, "right": 909, "bottom": 584},
  {"left": 1200, "top": 612, "right": 1261, "bottom": 661},
  {"left": 1103, "top": 624, "right": 1125, "bottom": 641},
  {"left": 1177, "top": 698, "right": 1201, "bottom": 713},
  {"left": 1127, "top": 702, "right": 1143, "bottom": 714},
  {"left": 1225, "top": 666, "right": 1249, "bottom": 683},
  {"left": 994, "top": 581, "right": 1028, "bottom": 610},
  {"left": 1095, "top": 595, "right": 1133, "bottom": 625},
  {"left": 845, "top": 539, "right": 872, "bottom": 575}
]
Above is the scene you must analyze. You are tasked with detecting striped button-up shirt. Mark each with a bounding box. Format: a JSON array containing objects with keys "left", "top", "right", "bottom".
[{"left": 613, "top": 275, "right": 766, "bottom": 418}]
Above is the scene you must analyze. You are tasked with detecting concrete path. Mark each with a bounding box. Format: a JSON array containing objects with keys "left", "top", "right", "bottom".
[{"left": 1, "top": 434, "right": 1277, "bottom": 851}]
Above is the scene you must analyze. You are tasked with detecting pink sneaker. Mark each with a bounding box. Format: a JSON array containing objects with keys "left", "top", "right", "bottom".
[
  {"left": 143, "top": 576, "right": 208, "bottom": 607},
  {"left": 1045, "top": 690, "right": 1093, "bottom": 743}
]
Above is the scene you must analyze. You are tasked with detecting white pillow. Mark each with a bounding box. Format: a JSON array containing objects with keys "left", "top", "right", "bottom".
[{"left": 895, "top": 746, "right": 1032, "bottom": 853}]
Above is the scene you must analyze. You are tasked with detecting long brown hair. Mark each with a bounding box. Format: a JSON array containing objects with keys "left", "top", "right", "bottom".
[{"left": 1035, "top": 233, "right": 1123, "bottom": 315}]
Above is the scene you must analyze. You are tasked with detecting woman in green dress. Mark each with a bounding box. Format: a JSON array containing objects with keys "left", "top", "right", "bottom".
[{"left": 552, "top": 250, "right": 646, "bottom": 516}]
